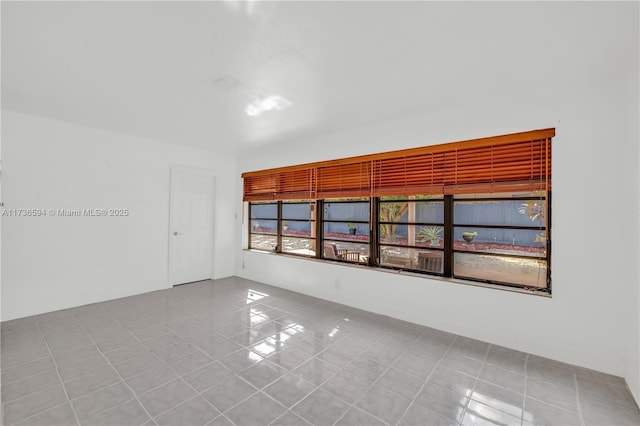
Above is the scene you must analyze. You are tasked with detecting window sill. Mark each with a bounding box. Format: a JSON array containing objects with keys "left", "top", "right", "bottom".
[{"left": 243, "top": 249, "right": 551, "bottom": 298}]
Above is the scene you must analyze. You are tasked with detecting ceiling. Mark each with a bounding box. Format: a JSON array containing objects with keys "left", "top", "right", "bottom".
[{"left": 1, "top": 1, "right": 636, "bottom": 154}]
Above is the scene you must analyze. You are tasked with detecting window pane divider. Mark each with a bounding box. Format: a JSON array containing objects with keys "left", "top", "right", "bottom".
[
  {"left": 453, "top": 224, "right": 546, "bottom": 230},
  {"left": 444, "top": 195, "right": 453, "bottom": 277}
]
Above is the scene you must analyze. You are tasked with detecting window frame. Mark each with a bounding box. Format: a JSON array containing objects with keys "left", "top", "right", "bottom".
[
  {"left": 248, "top": 201, "right": 279, "bottom": 252},
  {"left": 248, "top": 191, "right": 551, "bottom": 294},
  {"left": 377, "top": 196, "right": 445, "bottom": 275},
  {"left": 280, "top": 200, "right": 317, "bottom": 258},
  {"left": 450, "top": 193, "right": 550, "bottom": 291},
  {"left": 243, "top": 129, "right": 553, "bottom": 294},
  {"left": 249, "top": 200, "right": 318, "bottom": 258},
  {"left": 319, "top": 198, "right": 371, "bottom": 264}
]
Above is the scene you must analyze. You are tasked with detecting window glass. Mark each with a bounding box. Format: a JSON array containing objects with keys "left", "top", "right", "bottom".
[
  {"left": 249, "top": 202, "right": 279, "bottom": 251},
  {"left": 248, "top": 188, "right": 550, "bottom": 293},
  {"left": 454, "top": 199, "right": 546, "bottom": 227},
  {"left": 380, "top": 247, "right": 444, "bottom": 273},
  {"left": 322, "top": 200, "right": 370, "bottom": 263},
  {"left": 250, "top": 219, "right": 277, "bottom": 235},
  {"left": 282, "top": 223, "right": 313, "bottom": 238},
  {"left": 450, "top": 192, "right": 549, "bottom": 287},
  {"left": 250, "top": 203, "right": 277, "bottom": 219},
  {"left": 454, "top": 227, "right": 546, "bottom": 258},
  {"left": 380, "top": 198, "right": 444, "bottom": 224},
  {"left": 380, "top": 224, "right": 444, "bottom": 248},
  {"left": 249, "top": 201, "right": 316, "bottom": 257},
  {"left": 323, "top": 201, "right": 369, "bottom": 222},
  {"left": 323, "top": 222, "right": 369, "bottom": 241},
  {"left": 322, "top": 200, "right": 369, "bottom": 244},
  {"left": 378, "top": 197, "right": 444, "bottom": 274},
  {"left": 282, "top": 237, "right": 316, "bottom": 256},
  {"left": 454, "top": 252, "right": 547, "bottom": 289},
  {"left": 281, "top": 201, "right": 316, "bottom": 256},
  {"left": 250, "top": 234, "right": 277, "bottom": 252},
  {"left": 321, "top": 240, "right": 369, "bottom": 262},
  {"left": 282, "top": 203, "right": 312, "bottom": 220}
]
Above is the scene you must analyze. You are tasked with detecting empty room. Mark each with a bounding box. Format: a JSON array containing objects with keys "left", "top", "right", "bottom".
[{"left": 1, "top": 1, "right": 639, "bottom": 426}]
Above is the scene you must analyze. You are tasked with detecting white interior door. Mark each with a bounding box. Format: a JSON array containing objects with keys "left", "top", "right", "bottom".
[{"left": 169, "top": 167, "right": 215, "bottom": 286}]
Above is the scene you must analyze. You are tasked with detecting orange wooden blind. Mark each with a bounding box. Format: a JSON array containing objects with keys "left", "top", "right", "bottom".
[
  {"left": 243, "top": 168, "right": 315, "bottom": 201},
  {"left": 316, "top": 162, "right": 373, "bottom": 199},
  {"left": 242, "top": 128, "right": 553, "bottom": 201}
]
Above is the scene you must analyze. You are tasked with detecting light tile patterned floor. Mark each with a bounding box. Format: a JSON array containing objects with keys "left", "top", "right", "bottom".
[{"left": 1, "top": 277, "right": 639, "bottom": 426}]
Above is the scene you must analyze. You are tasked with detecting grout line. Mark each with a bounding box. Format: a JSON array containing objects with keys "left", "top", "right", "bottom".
[
  {"left": 68, "top": 309, "right": 244, "bottom": 423},
  {"left": 475, "top": 363, "right": 526, "bottom": 393},
  {"left": 393, "top": 334, "right": 459, "bottom": 426},
  {"left": 201, "top": 378, "right": 258, "bottom": 426},
  {"left": 0, "top": 351, "right": 52, "bottom": 375},
  {"left": 147, "top": 359, "right": 240, "bottom": 422},
  {"left": 69, "top": 381, "right": 136, "bottom": 403},
  {"left": 150, "top": 393, "right": 209, "bottom": 424},
  {"left": 287, "top": 335, "right": 386, "bottom": 426},
  {"left": 327, "top": 328, "right": 430, "bottom": 426},
  {"left": 522, "top": 353, "right": 530, "bottom": 425},
  {"left": 211, "top": 328, "right": 339, "bottom": 422},
  {"left": 1, "top": 380, "right": 62, "bottom": 405},
  {"left": 574, "top": 373, "right": 586, "bottom": 426},
  {"left": 91, "top": 306, "right": 234, "bottom": 426},
  {"left": 5, "top": 280, "right": 637, "bottom": 426},
  {"left": 458, "top": 342, "right": 491, "bottom": 424},
  {"left": 66, "top": 312, "right": 156, "bottom": 425},
  {"left": 206, "top": 414, "right": 233, "bottom": 426},
  {"left": 522, "top": 354, "right": 530, "bottom": 424},
  {"left": 5, "top": 401, "right": 72, "bottom": 426},
  {"left": 524, "top": 363, "right": 589, "bottom": 417},
  {"left": 30, "top": 318, "right": 83, "bottom": 426}
]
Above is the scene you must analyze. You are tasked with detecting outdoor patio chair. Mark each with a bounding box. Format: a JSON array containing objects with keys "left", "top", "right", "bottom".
[
  {"left": 323, "top": 242, "right": 359, "bottom": 262},
  {"left": 418, "top": 252, "right": 443, "bottom": 273}
]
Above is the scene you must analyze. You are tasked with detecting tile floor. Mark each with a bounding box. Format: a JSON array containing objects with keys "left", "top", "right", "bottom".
[{"left": 1, "top": 277, "right": 639, "bottom": 426}]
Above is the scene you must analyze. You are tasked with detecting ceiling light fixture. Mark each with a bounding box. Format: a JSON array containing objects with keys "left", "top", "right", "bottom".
[{"left": 245, "top": 95, "right": 292, "bottom": 117}]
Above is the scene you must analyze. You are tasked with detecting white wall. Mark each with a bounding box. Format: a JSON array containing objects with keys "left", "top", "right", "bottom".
[
  {"left": 629, "top": 38, "right": 640, "bottom": 404},
  {"left": 1, "top": 110, "right": 237, "bottom": 321},
  {"left": 235, "top": 16, "right": 639, "bottom": 392}
]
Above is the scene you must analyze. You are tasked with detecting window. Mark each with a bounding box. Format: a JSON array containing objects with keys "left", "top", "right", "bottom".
[
  {"left": 243, "top": 128, "right": 553, "bottom": 293},
  {"left": 282, "top": 201, "right": 316, "bottom": 256},
  {"left": 321, "top": 199, "right": 369, "bottom": 263},
  {"left": 379, "top": 196, "right": 445, "bottom": 273},
  {"left": 453, "top": 192, "right": 548, "bottom": 289},
  {"left": 249, "top": 201, "right": 317, "bottom": 257},
  {"left": 249, "top": 202, "right": 278, "bottom": 251}
]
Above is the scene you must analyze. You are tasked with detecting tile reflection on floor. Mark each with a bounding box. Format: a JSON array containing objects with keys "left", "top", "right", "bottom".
[{"left": 1, "top": 277, "right": 639, "bottom": 426}]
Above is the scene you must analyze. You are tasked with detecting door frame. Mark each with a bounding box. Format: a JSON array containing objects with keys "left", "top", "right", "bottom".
[{"left": 168, "top": 165, "right": 217, "bottom": 287}]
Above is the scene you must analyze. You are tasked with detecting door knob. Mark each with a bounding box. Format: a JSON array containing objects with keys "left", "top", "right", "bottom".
[{"left": 173, "top": 231, "right": 182, "bottom": 236}]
